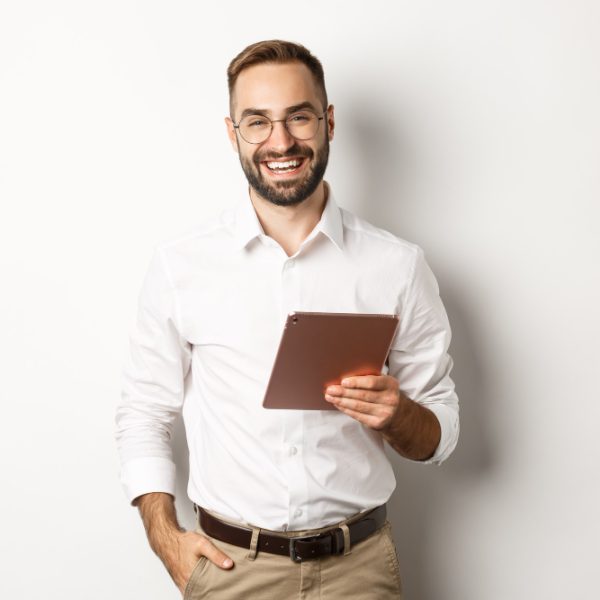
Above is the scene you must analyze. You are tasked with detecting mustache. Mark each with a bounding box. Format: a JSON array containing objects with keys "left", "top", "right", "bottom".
[{"left": 254, "top": 144, "right": 313, "bottom": 164}]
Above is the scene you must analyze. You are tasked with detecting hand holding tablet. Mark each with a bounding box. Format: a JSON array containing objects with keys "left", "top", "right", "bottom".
[{"left": 262, "top": 312, "right": 400, "bottom": 410}]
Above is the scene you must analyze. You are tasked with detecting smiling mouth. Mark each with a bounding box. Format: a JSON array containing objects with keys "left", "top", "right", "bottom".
[{"left": 260, "top": 156, "right": 307, "bottom": 176}]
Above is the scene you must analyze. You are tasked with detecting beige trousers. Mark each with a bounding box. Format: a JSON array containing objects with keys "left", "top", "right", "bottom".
[{"left": 184, "top": 509, "right": 403, "bottom": 600}]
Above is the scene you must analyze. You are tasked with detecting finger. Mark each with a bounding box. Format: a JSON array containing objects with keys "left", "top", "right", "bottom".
[
  {"left": 327, "top": 386, "right": 400, "bottom": 407},
  {"left": 197, "top": 536, "right": 234, "bottom": 569},
  {"left": 326, "top": 386, "right": 381, "bottom": 403},
  {"left": 325, "top": 394, "right": 379, "bottom": 414},
  {"left": 332, "top": 404, "right": 381, "bottom": 428},
  {"left": 341, "top": 375, "right": 389, "bottom": 391}
]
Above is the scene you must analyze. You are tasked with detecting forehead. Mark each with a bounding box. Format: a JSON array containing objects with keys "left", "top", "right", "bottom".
[{"left": 232, "top": 61, "right": 322, "bottom": 118}]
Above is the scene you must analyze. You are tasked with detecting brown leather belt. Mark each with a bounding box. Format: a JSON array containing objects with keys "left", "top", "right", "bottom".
[{"left": 196, "top": 504, "right": 387, "bottom": 562}]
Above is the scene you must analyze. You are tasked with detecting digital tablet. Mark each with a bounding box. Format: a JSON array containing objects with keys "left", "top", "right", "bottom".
[{"left": 262, "top": 311, "right": 400, "bottom": 410}]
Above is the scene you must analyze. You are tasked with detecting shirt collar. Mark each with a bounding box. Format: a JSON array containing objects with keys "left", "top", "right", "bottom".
[
  {"left": 232, "top": 181, "right": 344, "bottom": 252},
  {"left": 314, "top": 182, "right": 344, "bottom": 250},
  {"left": 233, "top": 186, "right": 266, "bottom": 250}
]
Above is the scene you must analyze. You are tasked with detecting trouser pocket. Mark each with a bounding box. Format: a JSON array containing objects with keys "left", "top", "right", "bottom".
[
  {"left": 379, "top": 522, "right": 403, "bottom": 594},
  {"left": 183, "top": 556, "right": 208, "bottom": 600}
]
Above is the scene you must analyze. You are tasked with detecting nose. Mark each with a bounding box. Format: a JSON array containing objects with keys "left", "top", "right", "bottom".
[{"left": 266, "top": 120, "right": 295, "bottom": 153}]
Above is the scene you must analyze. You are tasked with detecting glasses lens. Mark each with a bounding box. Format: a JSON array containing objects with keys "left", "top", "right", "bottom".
[
  {"left": 240, "top": 115, "right": 271, "bottom": 144},
  {"left": 286, "top": 111, "right": 319, "bottom": 140}
]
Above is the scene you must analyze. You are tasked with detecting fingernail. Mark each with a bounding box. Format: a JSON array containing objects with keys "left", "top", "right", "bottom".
[{"left": 223, "top": 558, "right": 233, "bottom": 568}]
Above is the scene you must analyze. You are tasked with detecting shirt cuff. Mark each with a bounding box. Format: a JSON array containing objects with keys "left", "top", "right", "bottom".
[
  {"left": 119, "top": 456, "right": 177, "bottom": 505},
  {"left": 416, "top": 402, "right": 459, "bottom": 465}
]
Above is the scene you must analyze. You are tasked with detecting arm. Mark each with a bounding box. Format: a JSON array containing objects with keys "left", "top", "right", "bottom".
[
  {"left": 115, "top": 247, "right": 192, "bottom": 503},
  {"left": 325, "top": 246, "right": 459, "bottom": 464},
  {"left": 115, "top": 249, "right": 232, "bottom": 594}
]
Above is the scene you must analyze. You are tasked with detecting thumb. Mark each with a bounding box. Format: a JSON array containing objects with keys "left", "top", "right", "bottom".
[{"left": 197, "top": 536, "right": 234, "bottom": 569}]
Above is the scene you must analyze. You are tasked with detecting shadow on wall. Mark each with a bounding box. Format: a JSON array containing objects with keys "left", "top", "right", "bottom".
[
  {"left": 347, "top": 102, "right": 497, "bottom": 598},
  {"left": 386, "top": 289, "right": 495, "bottom": 600}
]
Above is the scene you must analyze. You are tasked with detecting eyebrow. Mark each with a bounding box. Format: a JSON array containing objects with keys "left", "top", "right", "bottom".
[{"left": 239, "top": 101, "right": 321, "bottom": 121}]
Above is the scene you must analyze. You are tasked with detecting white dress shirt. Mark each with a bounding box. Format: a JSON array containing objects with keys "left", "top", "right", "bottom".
[{"left": 115, "top": 183, "right": 459, "bottom": 531}]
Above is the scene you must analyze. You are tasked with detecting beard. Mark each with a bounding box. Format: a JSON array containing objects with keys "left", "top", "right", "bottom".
[{"left": 238, "top": 136, "right": 329, "bottom": 207}]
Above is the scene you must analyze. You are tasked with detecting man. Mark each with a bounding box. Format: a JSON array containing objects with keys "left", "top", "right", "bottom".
[{"left": 116, "top": 40, "right": 459, "bottom": 599}]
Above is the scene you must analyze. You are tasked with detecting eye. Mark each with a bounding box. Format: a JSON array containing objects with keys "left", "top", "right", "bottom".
[
  {"left": 288, "top": 113, "right": 310, "bottom": 123},
  {"left": 245, "top": 116, "right": 269, "bottom": 128}
]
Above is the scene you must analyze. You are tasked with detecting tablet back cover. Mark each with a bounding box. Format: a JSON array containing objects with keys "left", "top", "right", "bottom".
[{"left": 262, "top": 312, "right": 399, "bottom": 410}]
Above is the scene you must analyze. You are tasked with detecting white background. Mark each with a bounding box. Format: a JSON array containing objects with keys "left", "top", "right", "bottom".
[{"left": 1, "top": 1, "right": 598, "bottom": 599}]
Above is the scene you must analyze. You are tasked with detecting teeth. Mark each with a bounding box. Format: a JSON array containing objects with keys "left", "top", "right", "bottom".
[{"left": 266, "top": 159, "right": 301, "bottom": 170}]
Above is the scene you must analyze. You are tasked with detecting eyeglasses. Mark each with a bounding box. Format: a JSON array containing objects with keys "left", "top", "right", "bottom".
[{"left": 233, "top": 109, "right": 326, "bottom": 144}]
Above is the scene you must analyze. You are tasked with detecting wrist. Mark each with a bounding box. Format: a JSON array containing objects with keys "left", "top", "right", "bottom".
[
  {"left": 381, "top": 390, "right": 411, "bottom": 437},
  {"left": 381, "top": 392, "right": 440, "bottom": 461},
  {"left": 136, "top": 492, "right": 185, "bottom": 555}
]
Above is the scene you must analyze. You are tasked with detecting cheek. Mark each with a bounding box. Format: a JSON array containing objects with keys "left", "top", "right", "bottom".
[{"left": 241, "top": 150, "right": 258, "bottom": 167}]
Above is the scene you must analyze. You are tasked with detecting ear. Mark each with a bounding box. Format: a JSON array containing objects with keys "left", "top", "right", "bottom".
[
  {"left": 224, "top": 117, "right": 239, "bottom": 153},
  {"left": 326, "top": 105, "right": 335, "bottom": 142}
]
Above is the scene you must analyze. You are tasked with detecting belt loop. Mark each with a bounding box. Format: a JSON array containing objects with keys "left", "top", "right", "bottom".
[
  {"left": 246, "top": 527, "right": 260, "bottom": 560},
  {"left": 340, "top": 523, "right": 352, "bottom": 556}
]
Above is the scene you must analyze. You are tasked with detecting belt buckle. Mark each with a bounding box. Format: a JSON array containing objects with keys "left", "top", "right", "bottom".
[
  {"left": 288, "top": 529, "right": 344, "bottom": 563},
  {"left": 289, "top": 535, "right": 317, "bottom": 563}
]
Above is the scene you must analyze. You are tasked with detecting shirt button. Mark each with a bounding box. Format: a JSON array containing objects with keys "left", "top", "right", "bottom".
[
  {"left": 289, "top": 446, "right": 298, "bottom": 456},
  {"left": 294, "top": 508, "right": 303, "bottom": 518},
  {"left": 284, "top": 259, "right": 295, "bottom": 269}
]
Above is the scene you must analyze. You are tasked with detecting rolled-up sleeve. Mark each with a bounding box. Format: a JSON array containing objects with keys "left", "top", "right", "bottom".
[
  {"left": 115, "top": 246, "right": 192, "bottom": 504},
  {"left": 387, "top": 246, "right": 459, "bottom": 465}
]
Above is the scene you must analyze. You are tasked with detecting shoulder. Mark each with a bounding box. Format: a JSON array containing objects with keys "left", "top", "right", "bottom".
[
  {"left": 340, "top": 207, "right": 422, "bottom": 267},
  {"left": 154, "top": 206, "right": 237, "bottom": 259}
]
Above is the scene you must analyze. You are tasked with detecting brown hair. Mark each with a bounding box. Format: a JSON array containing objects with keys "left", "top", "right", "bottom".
[{"left": 227, "top": 39, "right": 328, "bottom": 117}]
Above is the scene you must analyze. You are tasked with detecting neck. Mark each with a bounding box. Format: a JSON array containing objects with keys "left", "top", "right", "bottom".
[{"left": 249, "top": 181, "right": 328, "bottom": 257}]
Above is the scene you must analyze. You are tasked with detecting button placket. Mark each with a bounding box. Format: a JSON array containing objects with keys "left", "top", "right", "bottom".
[
  {"left": 279, "top": 254, "right": 308, "bottom": 529},
  {"left": 282, "top": 409, "right": 307, "bottom": 529},
  {"left": 280, "top": 256, "right": 301, "bottom": 323}
]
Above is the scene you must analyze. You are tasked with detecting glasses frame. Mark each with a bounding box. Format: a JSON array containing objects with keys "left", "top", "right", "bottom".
[{"left": 233, "top": 109, "right": 327, "bottom": 145}]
